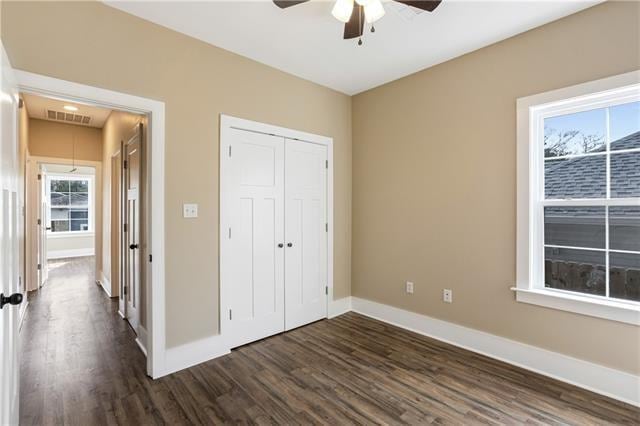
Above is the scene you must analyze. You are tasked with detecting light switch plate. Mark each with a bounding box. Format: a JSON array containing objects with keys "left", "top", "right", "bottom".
[
  {"left": 443, "top": 289, "right": 453, "bottom": 303},
  {"left": 183, "top": 203, "right": 198, "bottom": 218},
  {"left": 405, "top": 281, "right": 414, "bottom": 294}
]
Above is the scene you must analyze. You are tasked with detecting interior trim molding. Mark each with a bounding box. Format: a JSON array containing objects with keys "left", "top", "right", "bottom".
[
  {"left": 350, "top": 297, "right": 640, "bottom": 407},
  {"left": 48, "top": 248, "right": 95, "bottom": 260},
  {"left": 136, "top": 326, "right": 149, "bottom": 357},
  {"left": 97, "top": 273, "right": 112, "bottom": 298},
  {"left": 329, "top": 296, "right": 352, "bottom": 318},
  {"left": 162, "top": 334, "right": 230, "bottom": 377}
]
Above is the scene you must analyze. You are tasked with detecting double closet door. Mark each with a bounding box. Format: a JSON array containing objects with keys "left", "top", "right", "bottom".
[{"left": 224, "top": 128, "right": 328, "bottom": 349}]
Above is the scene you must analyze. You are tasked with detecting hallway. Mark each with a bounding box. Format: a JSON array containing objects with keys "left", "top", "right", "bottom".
[{"left": 20, "top": 257, "right": 148, "bottom": 424}]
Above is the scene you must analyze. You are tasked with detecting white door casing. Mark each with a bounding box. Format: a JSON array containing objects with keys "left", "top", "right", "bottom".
[
  {"left": 284, "top": 139, "right": 328, "bottom": 330},
  {"left": 0, "top": 41, "right": 21, "bottom": 426},
  {"left": 37, "top": 165, "right": 48, "bottom": 286},
  {"left": 224, "top": 128, "right": 285, "bottom": 349}
]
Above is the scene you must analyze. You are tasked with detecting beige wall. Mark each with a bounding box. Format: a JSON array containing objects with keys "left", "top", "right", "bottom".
[
  {"left": 352, "top": 1, "right": 640, "bottom": 375},
  {"left": 1, "top": 1, "right": 352, "bottom": 348},
  {"left": 28, "top": 118, "right": 102, "bottom": 162}
]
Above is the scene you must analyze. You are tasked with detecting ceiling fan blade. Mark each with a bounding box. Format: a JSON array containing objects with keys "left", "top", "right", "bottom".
[
  {"left": 392, "top": 0, "right": 442, "bottom": 12},
  {"left": 273, "top": 0, "right": 310, "bottom": 9},
  {"left": 343, "top": 4, "right": 364, "bottom": 39}
]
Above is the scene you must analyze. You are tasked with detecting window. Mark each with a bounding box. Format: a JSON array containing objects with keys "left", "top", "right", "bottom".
[
  {"left": 47, "top": 175, "right": 93, "bottom": 234},
  {"left": 516, "top": 72, "right": 640, "bottom": 325}
]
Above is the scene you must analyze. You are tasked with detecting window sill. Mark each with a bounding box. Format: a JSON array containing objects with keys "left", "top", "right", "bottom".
[
  {"left": 511, "top": 287, "right": 640, "bottom": 326},
  {"left": 47, "top": 231, "right": 95, "bottom": 239}
]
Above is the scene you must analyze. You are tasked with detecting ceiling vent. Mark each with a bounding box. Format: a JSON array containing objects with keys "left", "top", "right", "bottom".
[{"left": 46, "top": 109, "right": 91, "bottom": 125}]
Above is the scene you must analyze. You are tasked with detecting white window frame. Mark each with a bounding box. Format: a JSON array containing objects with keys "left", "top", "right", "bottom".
[
  {"left": 46, "top": 173, "right": 95, "bottom": 236},
  {"left": 515, "top": 70, "right": 640, "bottom": 326}
]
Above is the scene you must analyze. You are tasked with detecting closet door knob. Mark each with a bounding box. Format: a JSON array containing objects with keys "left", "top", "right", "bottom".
[
  {"left": 277, "top": 243, "right": 284, "bottom": 248},
  {"left": 287, "top": 243, "right": 293, "bottom": 247}
]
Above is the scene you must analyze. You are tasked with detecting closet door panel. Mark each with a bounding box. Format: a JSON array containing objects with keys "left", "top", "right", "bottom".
[
  {"left": 226, "top": 129, "right": 285, "bottom": 348},
  {"left": 284, "top": 139, "right": 328, "bottom": 330}
]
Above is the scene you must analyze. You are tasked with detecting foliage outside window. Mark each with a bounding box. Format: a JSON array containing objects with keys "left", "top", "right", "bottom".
[{"left": 48, "top": 176, "right": 92, "bottom": 233}]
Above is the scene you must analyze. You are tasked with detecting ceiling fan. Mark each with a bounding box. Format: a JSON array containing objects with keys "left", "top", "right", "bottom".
[{"left": 273, "top": 0, "right": 442, "bottom": 45}]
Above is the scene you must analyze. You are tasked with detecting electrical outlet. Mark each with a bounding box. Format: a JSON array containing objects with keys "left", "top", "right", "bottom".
[
  {"left": 443, "top": 289, "right": 453, "bottom": 303},
  {"left": 405, "top": 281, "right": 414, "bottom": 294},
  {"left": 183, "top": 203, "right": 198, "bottom": 218}
]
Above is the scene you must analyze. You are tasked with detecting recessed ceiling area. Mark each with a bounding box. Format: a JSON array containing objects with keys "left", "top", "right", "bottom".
[
  {"left": 103, "top": 0, "right": 602, "bottom": 95},
  {"left": 22, "top": 93, "right": 112, "bottom": 128}
]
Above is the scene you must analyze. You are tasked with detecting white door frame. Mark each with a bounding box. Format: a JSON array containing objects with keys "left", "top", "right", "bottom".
[
  {"left": 25, "top": 156, "right": 101, "bottom": 291},
  {"left": 219, "top": 114, "right": 334, "bottom": 340},
  {"left": 15, "top": 70, "right": 166, "bottom": 378}
]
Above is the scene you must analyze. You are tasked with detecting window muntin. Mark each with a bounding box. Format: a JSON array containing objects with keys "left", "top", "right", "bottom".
[
  {"left": 48, "top": 176, "right": 92, "bottom": 233},
  {"left": 541, "top": 100, "right": 640, "bottom": 303}
]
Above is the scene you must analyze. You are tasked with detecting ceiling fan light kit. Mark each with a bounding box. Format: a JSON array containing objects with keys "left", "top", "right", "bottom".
[{"left": 275, "top": 0, "right": 441, "bottom": 46}]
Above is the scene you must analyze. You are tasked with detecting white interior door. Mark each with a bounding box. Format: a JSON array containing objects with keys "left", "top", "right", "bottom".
[
  {"left": 0, "top": 41, "right": 22, "bottom": 426},
  {"left": 37, "top": 165, "right": 48, "bottom": 285},
  {"left": 225, "top": 128, "right": 285, "bottom": 348},
  {"left": 284, "top": 139, "right": 328, "bottom": 330},
  {"left": 124, "top": 131, "right": 141, "bottom": 332}
]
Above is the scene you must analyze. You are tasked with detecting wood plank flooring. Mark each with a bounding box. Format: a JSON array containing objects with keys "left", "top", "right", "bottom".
[{"left": 21, "top": 257, "right": 639, "bottom": 425}]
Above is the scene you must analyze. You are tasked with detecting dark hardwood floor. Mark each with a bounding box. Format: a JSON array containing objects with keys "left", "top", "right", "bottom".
[{"left": 21, "top": 257, "right": 639, "bottom": 425}]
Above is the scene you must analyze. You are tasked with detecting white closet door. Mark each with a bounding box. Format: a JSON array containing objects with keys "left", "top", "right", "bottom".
[
  {"left": 284, "top": 139, "right": 328, "bottom": 330},
  {"left": 226, "top": 129, "right": 285, "bottom": 348}
]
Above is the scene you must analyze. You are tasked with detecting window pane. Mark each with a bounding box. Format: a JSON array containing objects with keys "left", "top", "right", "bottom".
[
  {"left": 610, "top": 101, "right": 640, "bottom": 149},
  {"left": 50, "top": 180, "right": 69, "bottom": 192},
  {"left": 50, "top": 208, "right": 69, "bottom": 220},
  {"left": 610, "top": 253, "right": 640, "bottom": 302},
  {"left": 609, "top": 206, "right": 640, "bottom": 252},
  {"left": 70, "top": 209, "right": 88, "bottom": 219},
  {"left": 544, "top": 207, "right": 605, "bottom": 249},
  {"left": 544, "top": 108, "right": 606, "bottom": 158},
  {"left": 545, "top": 155, "right": 606, "bottom": 199},
  {"left": 545, "top": 247, "right": 605, "bottom": 296},
  {"left": 51, "top": 220, "right": 69, "bottom": 232},
  {"left": 70, "top": 180, "right": 88, "bottom": 192},
  {"left": 50, "top": 192, "right": 69, "bottom": 206},
  {"left": 70, "top": 219, "right": 89, "bottom": 231},
  {"left": 611, "top": 152, "right": 640, "bottom": 198},
  {"left": 69, "top": 193, "right": 88, "bottom": 206}
]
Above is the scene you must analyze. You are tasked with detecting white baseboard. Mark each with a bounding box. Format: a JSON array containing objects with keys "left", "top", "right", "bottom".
[
  {"left": 162, "top": 334, "right": 230, "bottom": 377},
  {"left": 350, "top": 297, "right": 640, "bottom": 407},
  {"left": 47, "top": 248, "right": 94, "bottom": 259},
  {"left": 97, "top": 272, "right": 112, "bottom": 298},
  {"left": 136, "top": 326, "right": 148, "bottom": 357},
  {"left": 329, "top": 296, "right": 352, "bottom": 318}
]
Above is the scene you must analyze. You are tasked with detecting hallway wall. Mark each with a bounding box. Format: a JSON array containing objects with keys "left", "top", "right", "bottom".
[{"left": 28, "top": 118, "right": 102, "bottom": 162}]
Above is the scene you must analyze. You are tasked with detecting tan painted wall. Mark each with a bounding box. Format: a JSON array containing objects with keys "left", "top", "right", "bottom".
[
  {"left": 1, "top": 1, "right": 352, "bottom": 348},
  {"left": 352, "top": 1, "right": 640, "bottom": 375},
  {"left": 18, "top": 96, "right": 29, "bottom": 294},
  {"left": 28, "top": 118, "right": 102, "bottom": 162}
]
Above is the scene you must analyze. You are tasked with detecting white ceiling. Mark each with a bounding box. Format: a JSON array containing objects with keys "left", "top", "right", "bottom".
[
  {"left": 22, "top": 93, "right": 112, "bottom": 128},
  {"left": 104, "top": 0, "right": 601, "bottom": 95}
]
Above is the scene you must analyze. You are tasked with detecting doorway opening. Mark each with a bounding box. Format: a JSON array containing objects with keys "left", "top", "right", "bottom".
[{"left": 19, "top": 91, "right": 150, "bottom": 364}]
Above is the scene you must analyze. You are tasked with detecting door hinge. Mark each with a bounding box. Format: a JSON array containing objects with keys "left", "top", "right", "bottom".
[
  {"left": 123, "top": 223, "right": 128, "bottom": 233},
  {"left": 124, "top": 286, "right": 128, "bottom": 295},
  {"left": 37, "top": 218, "right": 42, "bottom": 225},
  {"left": 149, "top": 254, "right": 153, "bottom": 263},
  {"left": 325, "top": 286, "right": 328, "bottom": 295},
  {"left": 228, "top": 227, "right": 231, "bottom": 239},
  {"left": 123, "top": 160, "right": 128, "bottom": 170},
  {"left": 228, "top": 146, "right": 232, "bottom": 157},
  {"left": 325, "top": 223, "right": 328, "bottom": 232},
  {"left": 326, "top": 160, "right": 328, "bottom": 169},
  {"left": 37, "top": 173, "right": 42, "bottom": 181},
  {"left": 37, "top": 263, "right": 41, "bottom": 270},
  {"left": 19, "top": 98, "right": 24, "bottom": 109},
  {"left": 229, "top": 309, "right": 232, "bottom": 320}
]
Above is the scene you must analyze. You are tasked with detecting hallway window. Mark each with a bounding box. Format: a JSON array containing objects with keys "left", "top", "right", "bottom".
[{"left": 48, "top": 175, "right": 93, "bottom": 233}]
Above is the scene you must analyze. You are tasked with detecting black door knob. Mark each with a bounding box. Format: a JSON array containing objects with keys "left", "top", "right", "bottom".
[
  {"left": 0, "top": 293, "right": 23, "bottom": 309},
  {"left": 277, "top": 243, "right": 284, "bottom": 248},
  {"left": 129, "top": 244, "right": 139, "bottom": 250},
  {"left": 287, "top": 242, "right": 293, "bottom": 247}
]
